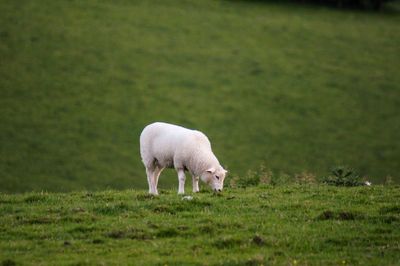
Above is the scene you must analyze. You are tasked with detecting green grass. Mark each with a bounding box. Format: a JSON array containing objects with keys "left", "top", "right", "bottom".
[
  {"left": 1, "top": 0, "right": 400, "bottom": 192},
  {"left": 0, "top": 184, "right": 399, "bottom": 265}
]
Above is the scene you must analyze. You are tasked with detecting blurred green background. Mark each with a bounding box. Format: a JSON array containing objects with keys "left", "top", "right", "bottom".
[{"left": 1, "top": 0, "right": 399, "bottom": 192}]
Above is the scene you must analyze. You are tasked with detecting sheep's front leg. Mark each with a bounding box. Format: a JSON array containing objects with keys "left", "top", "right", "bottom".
[
  {"left": 152, "top": 166, "right": 164, "bottom": 195},
  {"left": 177, "top": 168, "right": 186, "bottom": 194},
  {"left": 192, "top": 176, "right": 200, "bottom": 193}
]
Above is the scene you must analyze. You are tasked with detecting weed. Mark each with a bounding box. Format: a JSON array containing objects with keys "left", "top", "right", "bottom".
[
  {"left": 259, "top": 165, "right": 273, "bottom": 185},
  {"left": 271, "top": 172, "right": 293, "bottom": 186},
  {"left": 322, "top": 166, "right": 364, "bottom": 187}
]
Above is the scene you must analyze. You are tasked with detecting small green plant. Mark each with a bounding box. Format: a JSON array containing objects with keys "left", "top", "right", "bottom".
[{"left": 322, "top": 166, "right": 364, "bottom": 187}]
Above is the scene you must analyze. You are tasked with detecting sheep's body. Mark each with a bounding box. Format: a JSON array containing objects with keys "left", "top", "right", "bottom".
[{"left": 140, "top": 122, "right": 226, "bottom": 195}]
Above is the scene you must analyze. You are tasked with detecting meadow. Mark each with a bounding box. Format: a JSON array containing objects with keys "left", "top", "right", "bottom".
[
  {"left": 0, "top": 184, "right": 399, "bottom": 265},
  {"left": 1, "top": 0, "right": 400, "bottom": 193}
]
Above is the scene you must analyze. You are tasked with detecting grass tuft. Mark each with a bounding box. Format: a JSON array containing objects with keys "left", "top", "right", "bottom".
[
  {"left": 105, "top": 230, "right": 125, "bottom": 239},
  {"left": 136, "top": 194, "right": 157, "bottom": 201},
  {"left": 379, "top": 205, "right": 400, "bottom": 214},
  {"left": 213, "top": 237, "right": 244, "bottom": 249},
  {"left": 316, "top": 210, "right": 364, "bottom": 221},
  {"left": 92, "top": 239, "right": 104, "bottom": 244},
  {"left": 1, "top": 259, "right": 16, "bottom": 266},
  {"left": 251, "top": 235, "right": 265, "bottom": 246},
  {"left": 23, "top": 195, "right": 47, "bottom": 203},
  {"left": 156, "top": 228, "right": 179, "bottom": 238},
  {"left": 92, "top": 202, "right": 130, "bottom": 215}
]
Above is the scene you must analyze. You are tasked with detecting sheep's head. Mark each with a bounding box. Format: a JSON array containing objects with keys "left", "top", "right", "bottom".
[{"left": 201, "top": 167, "right": 228, "bottom": 192}]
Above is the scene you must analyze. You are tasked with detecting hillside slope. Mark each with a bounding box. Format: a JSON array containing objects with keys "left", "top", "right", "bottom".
[
  {"left": 0, "top": 0, "right": 399, "bottom": 192},
  {"left": 0, "top": 185, "right": 399, "bottom": 265}
]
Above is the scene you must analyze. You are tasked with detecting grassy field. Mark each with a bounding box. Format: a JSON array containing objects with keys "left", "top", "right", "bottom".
[
  {"left": 0, "top": 184, "right": 399, "bottom": 265},
  {"left": 1, "top": 0, "right": 400, "bottom": 193}
]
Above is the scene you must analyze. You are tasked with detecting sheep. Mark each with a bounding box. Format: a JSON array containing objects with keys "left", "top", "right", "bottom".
[{"left": 140, "top": 122, "right": 227, "bottom": 195}]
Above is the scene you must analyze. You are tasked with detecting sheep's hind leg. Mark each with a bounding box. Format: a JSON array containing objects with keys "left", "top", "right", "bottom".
[
  {"left": 146, "top": 167, "right": 158, "bottom": 195},
  {"left": 177, "top": 168, "right": 186, "bottom": 195},
  {"left": 192, "top": 175, "right": 200, "bottom": 193}
]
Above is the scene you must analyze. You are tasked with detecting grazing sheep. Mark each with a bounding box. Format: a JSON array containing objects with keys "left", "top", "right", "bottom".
[{"left": 140, "top": 122, "right": 227, "bottom": 195}]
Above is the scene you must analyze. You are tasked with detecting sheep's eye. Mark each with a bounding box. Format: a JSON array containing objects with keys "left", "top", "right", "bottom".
[{"left": 215, "top": 176, "right": 220, "bottom": 180}]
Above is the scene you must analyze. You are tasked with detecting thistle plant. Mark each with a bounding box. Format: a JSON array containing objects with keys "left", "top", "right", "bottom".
[{"left": 323, "top": 166, "right": 364, "bottom": 187}]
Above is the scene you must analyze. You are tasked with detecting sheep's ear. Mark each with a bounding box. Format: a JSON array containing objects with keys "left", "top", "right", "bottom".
[{"left": 206, "top": 168, "right": 215, "bottom": 174}]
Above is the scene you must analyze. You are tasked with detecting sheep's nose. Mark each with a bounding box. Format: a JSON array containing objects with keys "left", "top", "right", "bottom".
[{"left": 217, "top": 189, "right": 222, "bottom": 192}]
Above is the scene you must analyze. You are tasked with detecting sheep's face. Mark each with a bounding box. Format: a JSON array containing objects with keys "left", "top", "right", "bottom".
[{"left": 201, "top": 167, "right": 228, "bottom": 192}]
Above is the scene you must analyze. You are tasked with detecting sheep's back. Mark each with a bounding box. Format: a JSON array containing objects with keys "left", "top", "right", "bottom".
[{"left": 140, "top": 122, "right": 213, "bottom": 169}]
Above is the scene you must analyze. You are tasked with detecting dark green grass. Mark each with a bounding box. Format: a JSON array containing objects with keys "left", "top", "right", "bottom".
[
  {"left": 0, "top": 0, "right": 400, "bottom": 192},
  {"left": 0, "top": 185, "right": 399, "bottom": 265}
]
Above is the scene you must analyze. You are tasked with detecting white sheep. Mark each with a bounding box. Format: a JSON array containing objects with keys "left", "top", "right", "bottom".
[{"left": 140, "top": 122, "right": 227, "bottom": 195}]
